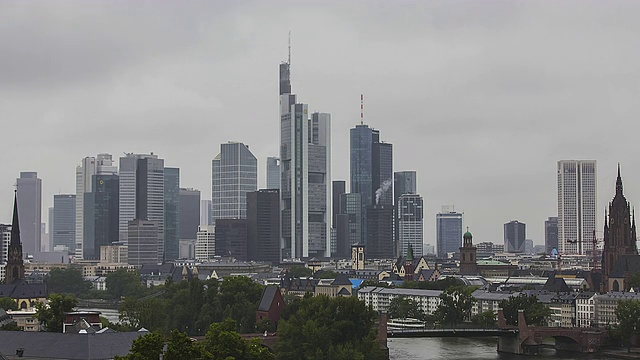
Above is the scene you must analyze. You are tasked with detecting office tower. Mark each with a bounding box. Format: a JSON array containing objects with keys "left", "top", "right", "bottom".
[
  {"left": 557, "top": 160, "right": 597, "bottom": 255},
  {"left": 48, "top": 207, "right": 54, "bottom": 251},
  {"left": 525, "top": 239, "right": 534, "bottom": 254},
  {"left": 100, "top": 244, "right": 127, "bottom": 264},
  {"left": 373, "top": 141, "right": 393, "bottom": 206},
  {"left": 394, "top": 171, "right": 417, "bottom": 205},
  {"left": 164, "top": 168, "right": 180, "bottom": 261},
  {"left": 83, "top": 174, "right": 119, "bottom": 259},
  {"left": 332, "top": 181, "right": 346, "bottom": 226},
  {"left": 365, "top": 205, "right": 394, "bottom": 259},
  {"left": 476, "top": 242, "right": 504, "bottom": 254},
  {"left": 179, "top": 188, "right": 200, "bottom": 242},
  {"left": 336, "top": 193, "right": 361, "bottom": 258},
  {"left": 215, "top": 219, "right": 248, "bottom": 260},
  {"left": 247, "top": 189, "right": 280, "bottom": 264},
  {"left": 118, "top": 153, "right": 164, "bottom": 244},
  {"left": 212, "top": 142, "right": 257, "bottom": 223},
  {"left": 1, "top": 225, "right": 11, "bottom": 264},
  {"left": 52, "top": 195, "right": 76, "bottom": 252},
  {"left": 436, "top": 205, "right": 463, "bottom": 258},
  {"left": 397, "top": 194, "right": 424, "bottom": 258},
  {"left": 266, "top": 157, "right": 280, "bottom": 189},
  {"left": 279, "top": 57, "right": 332, "bottom": 259},
  {"left": 76, "top": 154, "right": 117, "bottom": 258},
  {"left": 16, "top": 172, "right": 42, "bottom": 255},
  {"left": 504, "top": 220, "right": 526, "bottom": 253},
  {"left": 127, "top": 220, "right": 159, "bottom": 266},
  {"left": 545, "top": 217, "right": 559, "bottom": 254},
  {"left": 200, "top": 200, "right": 212, "bottom": 227},
  {"left": 195, "top": 226, "right": 215, "bottom": 261}
]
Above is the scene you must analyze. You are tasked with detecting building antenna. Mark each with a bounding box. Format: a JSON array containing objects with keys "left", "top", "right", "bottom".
[
  {"left": 360, "top": 94, "right": 364, "bottom": 125},
  {"left": 288, "top": 31, "right": 291, "bottom": 66}
]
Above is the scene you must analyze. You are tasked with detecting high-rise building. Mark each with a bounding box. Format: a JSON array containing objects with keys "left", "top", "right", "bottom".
[
  {"left": 397, "top": 194, "right": 424, "bottom": 258},
  {"left": 332, "top": 181, "right": 346, "bottom": 226},
  {"left": 394, "top": 171, "right": 417, "bottom": 205},
  {"left": 279, "top": 56, "right": 331, "bottom": 259},
  {"left": 436, "top": 205, "right": 463, "bottom": 258},
  {"left": 127, "top": 220, "right": 159, "bottom": 266},
  {"left": 373, "top": 141, "right": 393, "bottom": 206},
  {"left": 525, "top": 239, "right": 534, "bottom": 254},
  {"left": 266, "top": 157, "right": 280, "bottom": 190},
  {"left": 195, "top": 226, "right": 215, "bottom": 261},
  {"left": 200, "top": 200, "right": 212, "bottom": 227},
  {"left": 179, "top": 188, "right": 200, "bottom": 242},
  {"left": 504, "top": 220, "right": 526, "bottom": 253},
  {"left": 337, "top": 193, "right": 362, "bottom": 258},
  {"left": 48, "top": 207, "right": 54, "bottom": 251},
  {"left": 215, "top": 219, "right": 248, "bottom": 260},
  {"left": 332, "top": 181, "right": 347, "bottom": 258},
  {"left": 52, "top": 195, "right": 76, "bottom": 252},
  {"left": 247, "top": 189, "right": 280, "bottom": 264},
  {"left": 557, "top": 160, "right": 597, "bottom": 255},
  {"left": 76, "top": 154, "right": 117, "bottom": 258},
  {"left": 212, "top": 142, "right": 257, "bottom": 223},
  {"left": 16, "top": 172, "right": 42, "bottom": 255},
  {"left": 365, "top": 205, "right": 394, "bottom": 259},
  {"left": 83, "top": 174, "right": 119, "bottom": 259},
  {"left": 164, "top": 168, "right": 180, "bottom": 261},
  {"left": 545, "top": 217, "right": 559, "bottom": 254},
  {"left": 118, "top": 153, "right": 164, "bottom": 244},
  {"left": 1, "top": 224, "right": 11, "bottom": 264}
]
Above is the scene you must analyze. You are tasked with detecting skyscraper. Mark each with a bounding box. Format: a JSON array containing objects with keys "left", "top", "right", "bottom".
[
  {"left": 211, "top": 142, "right": 257, "bottom": 223},
  {"left": 545, "top": 217, "right": 558, "bottom": 254},
  {"left": 247, "top": 189, "right": 280, "bottom": 264},
  {"left": 195, "top": 226, "right": 215, "bottom": 261},
  {"left": 397, "top": 194, "right": 424, "bottom": 258},
  {"left": 436, "top": 205, "right": 463, "bottom": 258},
  {"left": 16, "top": 172, "right": 42, "bottom": 255},
  {"left": 179, "top": 188, "right": 200, "bottom": 242},
  {"left": 127, "top": 220, "right": 159, "bottom": 266},
  {"left": 279, "top": 54, "right": 331, "bottom": 259},
  {"left": 118, "top": 153, "right": 164, "bottom": 244},
  {"left": 164, "top": 168, "right": 180, "bottom": 261},
  {"left": 76, "top": 154, "right": 117, "bottom": 258},
  {"left": 266, "top": 157, "right": 280, "bottom": 189},
  {"left": 332, "top": 181, "right": 346, "bottom": 226},
  {"left": 366, "top": 205, "right": 394, "bottom": 259},
  {"left": 504, "top": 220, "right": 526, "bottom": 253},
  {"left": 557, "top": 160, "right": 597, "bottom": 255},
  {"left": 83, "top": 174, "right": 119, "bottom": 259},
  {"left": 215, "top": 219, "right": 248, "bottom": 260},
  {"left": 394, "top": 171, "right": 417, "bottom": 255},
  {"left": 52, "top": 195, "right": 76, "bottom": 252},
  {"left": 200, "top": 200, "right": 212, "bottom": 227},
  {"left": 337, "top": 193, "right": 362, "bottom": 258}
]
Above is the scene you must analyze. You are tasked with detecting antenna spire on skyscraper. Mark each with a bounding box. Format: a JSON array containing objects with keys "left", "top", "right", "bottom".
[
  {"left": 360, "top": 94, "right": 364, "bottom": 125},
  {"left": 288, "top": 31, "right": 291, "bottom": 66}
]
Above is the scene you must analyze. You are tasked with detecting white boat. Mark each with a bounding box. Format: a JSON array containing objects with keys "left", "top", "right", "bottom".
[{"left": 387, "top": 317, "right": 426, "bottom": 329}]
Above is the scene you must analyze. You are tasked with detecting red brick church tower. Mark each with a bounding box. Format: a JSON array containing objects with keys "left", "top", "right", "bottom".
[
  {"left": 459, "top": 228, "right": 478, "bottom": 276},
  {"left": 602, "top": 166, "right": 638, "bottom": 292}
]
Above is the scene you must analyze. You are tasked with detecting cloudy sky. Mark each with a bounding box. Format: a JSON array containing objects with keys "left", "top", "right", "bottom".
[{"left": 1, "top": 1, "right": 640, "bottom": 247}]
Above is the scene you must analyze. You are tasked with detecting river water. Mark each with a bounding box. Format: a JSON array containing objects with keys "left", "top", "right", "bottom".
[{"left": 388, "top": 338, "right": 611, "bottom": 360}]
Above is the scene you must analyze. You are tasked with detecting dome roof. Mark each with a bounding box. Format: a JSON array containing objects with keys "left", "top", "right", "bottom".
[{"left": 464, "top": 230, "right": 473, "bottom": 239}]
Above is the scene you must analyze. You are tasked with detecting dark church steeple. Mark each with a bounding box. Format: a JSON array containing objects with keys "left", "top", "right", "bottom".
[
  {"left": 616, "top": 163, "right": 623, "bottom": 195},
  {"left": 5, "top": 191, "right": 25, "bottom": 284}
]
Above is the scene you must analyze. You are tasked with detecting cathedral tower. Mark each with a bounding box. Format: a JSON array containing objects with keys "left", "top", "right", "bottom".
[
  {"left": 5, "top": 191, "right": 25, "bottom": 284},
  {"left": 459, "top": 228, "right": 478, "bottom": 276}
]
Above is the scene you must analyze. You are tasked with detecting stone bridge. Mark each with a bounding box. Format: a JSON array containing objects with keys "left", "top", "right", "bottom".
[{"left": 497, "top": 308, "right": 606, "bottom": 355}]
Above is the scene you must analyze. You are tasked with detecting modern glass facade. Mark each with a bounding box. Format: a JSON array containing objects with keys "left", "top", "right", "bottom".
[
  {"left": 215, "top": 218, "right": 248, "bottom": 260},
  {"left": 266, "top": 157, "right": 280, "bottom": 190},
  {"left": 164, "top": 168, "right": 180, "bottom": 261},
  {"left": 179, "top": 188, "right": 200, "bottom": 241},
  {"left": 504, "top": 220, "right": 526, "bottom": 253},
  {"left": 436, "top": 206, "right": 463, "bottom": 258},
  {"left": 350, "top": 125, "right": 374, "bottom": 208},
  {"left": 211, "top": 142, "right": 257, "bottom": 223},
  {"left": 397, "top": 194, "right": 424, "bottom": 258},
  {"left": 83, "top": 174, "right": 119, "bottom": 259},
  {"left": 52, "top": 194, "right": 76, "bottom": 252},
  {"left": 247, "top": 189, "right": 280, "bottom": 264},
  {"left": 16, "top": 172, "right": 42, "bottom": 255},
  {"left": 545, "top": 216, "right": 559, "bottom": 254}
]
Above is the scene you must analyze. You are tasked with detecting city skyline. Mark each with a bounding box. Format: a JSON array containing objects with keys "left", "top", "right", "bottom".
[{"left": 3, "top": 2, "right": 640, "bottom": 246}]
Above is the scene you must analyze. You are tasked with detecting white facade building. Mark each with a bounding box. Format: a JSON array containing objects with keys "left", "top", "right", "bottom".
[
  {"left": 75, "top": 154, "right": 117, "bottom": 258},
  {"left": 557, "top": 160, "right": 597, "bottom": 255},
  {"left": 576, "top": 292, "right": 597, "bottom": 328},
  {"left": 195, "top": 226, "right": 216, "bottom": 261},
  {"left": 397, "top": 194, "right": 424, "bottom": 258}
]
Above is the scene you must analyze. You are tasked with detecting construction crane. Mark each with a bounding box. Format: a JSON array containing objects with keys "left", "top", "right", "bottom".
[{"left": 567, "top": 230, "right": 604, "bottom": 271}]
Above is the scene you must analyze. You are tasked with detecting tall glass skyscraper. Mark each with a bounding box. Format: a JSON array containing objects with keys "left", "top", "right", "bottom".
[
  {"left": 504, "top": 220, "right": 526, "bottom": 253},
  {"left": 266, "top": 157, "right": 280, "bottom": 190},
  {"left": 557, "top": 160, "right": 597, "bottom": 255},
  {"left": 397, "top": 194, "right": 423, "bottom": 258},
  {"left": 83, "top": 174, "right": 119, "bottom": 259},
  {"left": 436, "top": 205, "right": 463, "bottom": 258},
  {"left": 211, "top": 142, "right": 257, "bottom": 223},
  {"left": 16, "top": 172, "right": 42, "bottom": 255},
  {"left": 52, "top": 194, "right": 76, "bottom": 252},
  {"left": 164, "top": 167, "right": 180, "bottom": 261}
]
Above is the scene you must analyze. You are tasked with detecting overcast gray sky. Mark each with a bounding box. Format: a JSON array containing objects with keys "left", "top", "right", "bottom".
[{"left": 2, "top": 1, "right": 640, "bottom": 247}]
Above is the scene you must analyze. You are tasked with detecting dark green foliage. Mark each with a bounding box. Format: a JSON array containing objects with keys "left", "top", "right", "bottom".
[
  {"left": 388, "top": 297, "right": 424, "bottom": 320},
  {"left": 433, "top": 287, "right": 476, "bottom": 327},
  {"left": 219, "top": 276, "right": 264, "bottom": 334},
  {"left": 614, "top": 299, "right": 640, "bottom": 351},
  {"left": 499, "top": 294, "right": 551, "bottom": 326},
  {"left": 315, "top": 270, "right": 339, "bottom": 279},
  {"left": 0, "top": 297, "right": 18, "bottom": 311},
  {"left": 115, "top": 332, "right": 165, "bottom": 360},
  {"left": 471, "top": 310, "right": 497, "bottom": 328},
  {"left": 401, "top": 277, "right": 463, "bottom": 290},
  {"left": 358, "top": 279, "right": 392, "bottom": 288},
  {"left": 35, "top": 293, "right": 77, "bottom": 332},
  {"left": 275, "top": 295, "right": 386, "bottom": 360},
  {"left": 627, "top": 273, "right": 640, "bottom": 291},
  {"left": 0, "top": 322, "right": 21, "bottom": 331},
  {"left": 106, "top": 269, "right": 148, "bottom": 299},
  {"left": 287, "top": 265, "right": 312, "bottom": 278},
  {"left": 164, "top": 330, "right": 209, "bottom": 360},
  {"left": 45, "top": 267, "right": 91, "bottom": 295}
]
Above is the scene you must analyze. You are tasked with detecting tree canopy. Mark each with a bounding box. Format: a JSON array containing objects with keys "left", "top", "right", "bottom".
[
  {"left": 287, "top": 265, "right": 312, "bottom": 278},
  {"left": 471, "top": 310, "right": 497, "bottom": 328},
  {"left": 275, "top": 295, "right": 386, "bottom": 360},
  {"left": 614, "top": 299, "right": 640, "bottom": 351},
  {"left": 35, "top": 293, "right": 77, "bottom": 332},
  {"left": 499, "top": 294, "right": 551, "bottom": 326},
  {"left": 433, "top": 286, "right": 476, "bottom": 327},
  {"left": 45, "top": 267, "right": 91, "bottom": 295},
  {"left": 388, "top": 297, "right": 424, "bottom": 320},
  {"left": 0, "top": 297, "right": 18, "bottom": 311}
]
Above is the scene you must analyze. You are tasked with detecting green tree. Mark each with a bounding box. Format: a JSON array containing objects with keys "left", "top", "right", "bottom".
[
  {"left": 0, "top": 322, "right": 21, "bottom": 331},
  {"left": 358, "top": 280, "right": 391, "bottom": 289},
  {"left": 434, "top": 287, "right": 476, "bottom": 327},
  {"left": 115, "top": 332, "right": 165, "bottom": 360},
  {"left": 315, "top": 270, "right": 339, "bottom": 279},
  {"left": 287, "top": 265, "right": 312, "bottom": 278},
  {"left": 203, "top": 318, "right": 274, "bottom": 360},
  {"left": 0, "top": 297, "right": 18, "bottom": 311},
  {"left": 276, "top": 295, "right": 386, "bottom": 360},
  {"left": 627, "top": 273, "right": 640, "bottom": 291},
  {"left": 471, "top": 310, "right": 497, "bottom": 328},
  {"left": 614, "top": 299, "right": 640, "bottom": 352},
  {"left": 106, "top": 269, "right": 147, "bottom": 299},
  {"left": 45, "top": 267, "right": 91, "bottom": 295},
  {"left": 499, "top": 294, "right": 551, "bottom": 326},
  {"left": 218, "top": 276, "right": 264, "bottom": 333},
  {"left": 119, "top": 297, "right": 167, "bottom": 331},
  {"left": 388, "top": 297, "right": 424, "bottom": 320},
  {"left": 164, "top": 329, "right": 209, "bottom": 360},
  {"left": 35, "top": 293, "right": 77, "bottom": 332}
]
